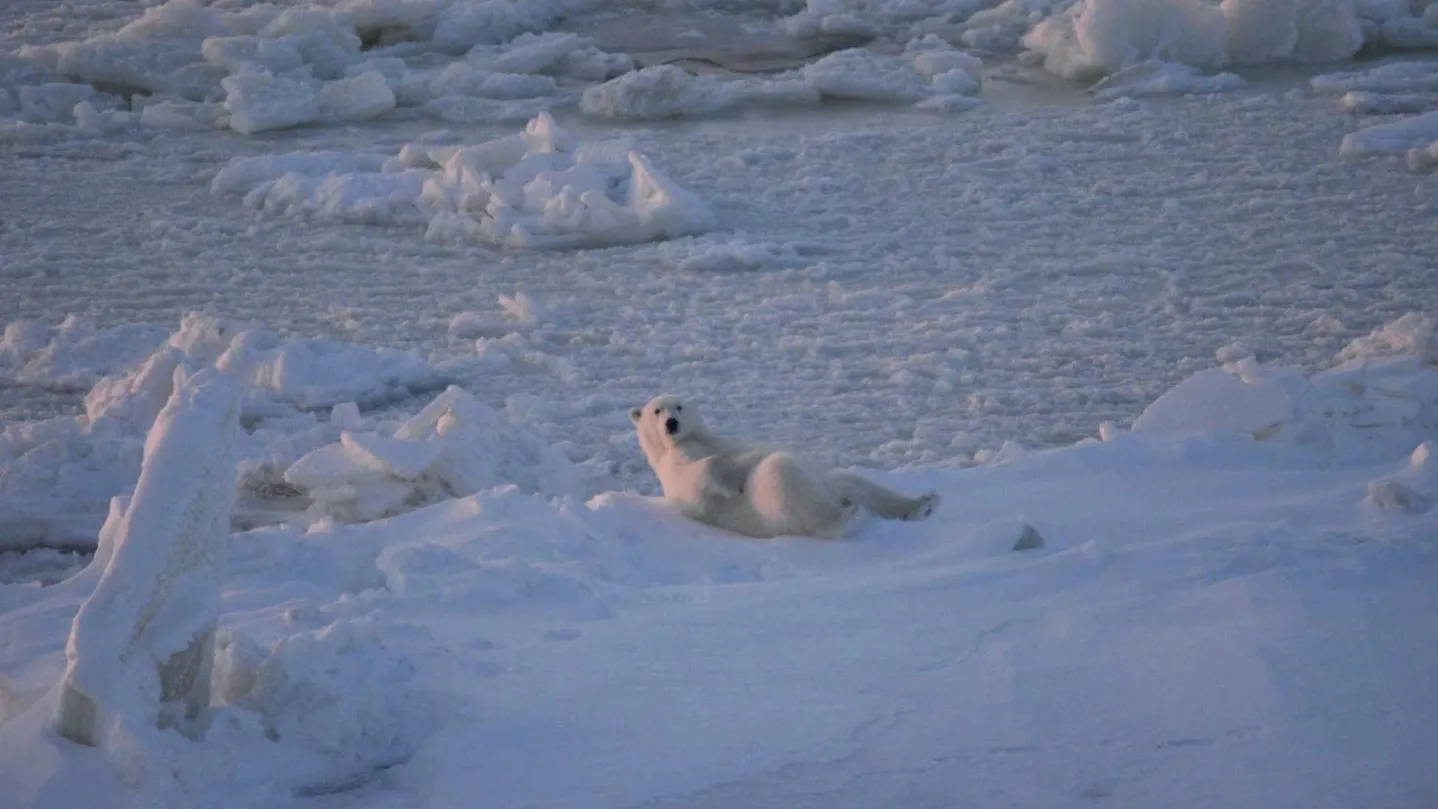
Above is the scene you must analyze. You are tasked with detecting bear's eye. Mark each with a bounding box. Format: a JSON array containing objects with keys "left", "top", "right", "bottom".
[
  {"left": 675, "top": 405, "right": 683, "bottom": 412},
  {"left": 653, "top": 408, "right": 662, "bottom": 415}
]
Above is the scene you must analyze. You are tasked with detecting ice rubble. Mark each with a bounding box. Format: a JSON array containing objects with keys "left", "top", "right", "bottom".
[
  {"left": 0, "top": 313, "right": 447, "bottom": 550},
  {"left": 210, "top": 112, "right": 716, "bottom": 248},
  {"left": 282, "top": 385, "right": 589, "bottom": 525},
  {"left": 0, "top": 316, "right": 169, "bottom": 392},
  {"left": 577, "top": 39, "right": 985, "bottom": 120},
  {"left": 1307, "top": 61, "right": 1438, "bottom": 167},
  {"left": 1023, "top": 0, "right": 1375, "bottom": 81},
  {"left": 0, "top": 0, "right": 638, "bottom": 137},
  {"left": 4, "top": 0, "right": 1435, "bottom": 137},
  {"left": 54, "top": 368, "right": 240, "bottom": 747},
  {"left": 1133, "top": 313, "right": 1438, "bottom": 464},
  {"left": 580, "top": 65, "right": 747, "bottom": 119},
  {"left": 1340, "top": 109, "right": 1438, "bottom": 158},
  {"left": 1089, "top": 60, "right": 1244, "bottom": 101}
]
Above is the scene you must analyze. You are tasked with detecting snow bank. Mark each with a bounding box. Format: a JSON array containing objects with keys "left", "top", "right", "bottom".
[
  {"left": 1023, "top": 0, "right": 1365, "bottom": 81},
  {"left": 54, "top": 367, "right": 240, "bottom": 746},
  {"left": 211, "top": 112, "right": 715, "bottom": 248},
  {"left": 1134, "top": 313, "right": 1438, "bottom": 463},
  {"left": 283, "top": 385, "right": 587, "bottom": 524}
]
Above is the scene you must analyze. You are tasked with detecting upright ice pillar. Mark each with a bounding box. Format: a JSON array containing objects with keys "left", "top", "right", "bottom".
[{"left": 54, "top": 367, "right": 240, "bottom": 746}]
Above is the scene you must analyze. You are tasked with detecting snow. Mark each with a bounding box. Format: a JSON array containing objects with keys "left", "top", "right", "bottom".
[
  {"left": 4, "top": 333, "right": 1438, "bottom": 804},
  {"left": 802, "top": 48, "right": 931, "bottom": 103},
  {"left": 581, "top": 66, "right": 741, "bottom": 120},
  {"left": 222, "top": 70, "right": 396, "bottom": 135},
  {"left": 0, "top": 313, "right": 449, "bottom": 552},
  {"left": 1089, "top": 60, "right": 1245, "bottom": 101},
  {"left": 1312, "top": 60, "right": 1438, "bottom": 95},
  {"left": 1023, "top": 0, "right": 1367, "bottom": 81},
  {"left": 1338, "top": 90, "right": 1438, "bottom": 115},
  {"left": 5, "top": 0, "right": 1438, "bottom": 805},
  {"left": 54, "top": 366, "right": 240, "bottom": 746},
  {"left": 1, "top": 316, "right": 169, "bottom": 392},
  {"left": 1339, "top": 108, "right": 1438, "bottom": 157},
  {"left": 213, "top": 112, "right": 715, "bottom": 247}
]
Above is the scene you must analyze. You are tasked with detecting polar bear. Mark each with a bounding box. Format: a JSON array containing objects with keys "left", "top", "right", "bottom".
[{"left": 630, "top": 394, "right": 939, "bottom": 538}]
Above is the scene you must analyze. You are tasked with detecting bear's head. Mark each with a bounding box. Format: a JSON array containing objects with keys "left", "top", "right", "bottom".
[{"left": 630, "top": 394, "right": 706, "bottom": 459}]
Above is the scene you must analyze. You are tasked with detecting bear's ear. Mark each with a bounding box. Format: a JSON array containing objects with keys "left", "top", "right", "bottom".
[{"left": 629, "top": 407, "right": 643, "bottom": 424}]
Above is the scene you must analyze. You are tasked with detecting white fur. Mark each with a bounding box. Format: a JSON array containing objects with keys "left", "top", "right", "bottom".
[{"left": 630, "top": 394, "right": 939, "bottom": 539}]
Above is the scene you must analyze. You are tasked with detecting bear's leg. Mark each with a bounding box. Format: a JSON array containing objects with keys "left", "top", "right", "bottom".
[
  {"left": 750, "top": 453, "right": 852, "bottom": 538},
  {"left": 829, "top": 471, "right": 940, "bottom": 521}
]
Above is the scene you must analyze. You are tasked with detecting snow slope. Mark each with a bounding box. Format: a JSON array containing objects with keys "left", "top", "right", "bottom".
[{"left": 2, "top": 330, "right": 1438, "bottom": 807}]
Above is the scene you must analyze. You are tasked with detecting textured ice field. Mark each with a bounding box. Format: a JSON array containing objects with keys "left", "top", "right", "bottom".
[{"left": 4, "top": 80, "right": 1436, "bottom": 481}]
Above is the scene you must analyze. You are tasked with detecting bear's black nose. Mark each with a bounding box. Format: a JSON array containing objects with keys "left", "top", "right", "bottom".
[{"left": 664, "top": 417, "right": 679, "bottom": 434}]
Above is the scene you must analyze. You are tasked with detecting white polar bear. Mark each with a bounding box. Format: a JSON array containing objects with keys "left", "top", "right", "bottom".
[{"left": 630, "top": 394, "right": 939, "bottom": 538}]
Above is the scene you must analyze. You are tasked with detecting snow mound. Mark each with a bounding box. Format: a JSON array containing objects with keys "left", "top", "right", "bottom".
[
  {"left": 212, "top": 113, "right": 715, "bottom": 248},
  {"left": 1134, "top": 314, "right": 1438, "bottom": 463},
  {"left": 1364, "top": 441, "right": 1438, "bottom": 514},
  {"left": 284, "top": 385, "right": 588, "bottom": 524},
  {"left": 1023, "top": 0, "right": 1364, "bottom": 81},
  {"left": 212, "top": 620, "right": 418, "bottom": 776}
]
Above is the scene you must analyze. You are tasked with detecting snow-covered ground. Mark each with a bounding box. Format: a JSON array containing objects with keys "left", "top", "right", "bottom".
[{"left": 3, "top": 0, "right": 1438, "bottom": 806}]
